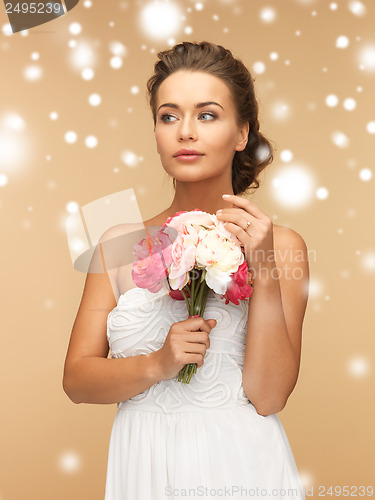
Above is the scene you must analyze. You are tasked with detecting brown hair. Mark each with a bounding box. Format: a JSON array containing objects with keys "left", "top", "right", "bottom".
[{"left": 146, "top": 41, "right": 274, "bottom": 196}]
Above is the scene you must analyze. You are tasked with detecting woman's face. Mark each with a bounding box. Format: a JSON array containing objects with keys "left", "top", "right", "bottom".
[{"left": 154, "top": 70, "right": 249, "bottom": 185}]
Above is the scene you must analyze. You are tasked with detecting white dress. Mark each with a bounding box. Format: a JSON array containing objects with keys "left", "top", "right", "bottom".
[{"left": 104, "top": 286, "right": 306, "bottom": 500}]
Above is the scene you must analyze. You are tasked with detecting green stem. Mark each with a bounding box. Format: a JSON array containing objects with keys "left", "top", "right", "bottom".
[
  {"left": 200, "top": 284, "right": 210, "bottom": 317},
  {"left": 196, "top": 279, "right": 206, "bottom": 307},
  {"left": 195, "top": 270, "right": 207, "bottom": 315},
  {"left": 180, "top": 288, "right": 191, "bottom": 311},
  {"left": 190, "top": 271, "right": 196, "bottom": 315},
  {"left": 177, "top": 271, "right": 211, "bottom": 384}
]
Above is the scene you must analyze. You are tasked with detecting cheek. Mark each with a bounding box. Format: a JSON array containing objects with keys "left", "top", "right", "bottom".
[
  {"left": 155, "top": 124, "right": 172, "bottom": 141},
  {"left": 154, "top": 129, "right": 166, "bottom": 154},
  {"left": 211, "top": 128, "right": 238, "bottom": 153}
]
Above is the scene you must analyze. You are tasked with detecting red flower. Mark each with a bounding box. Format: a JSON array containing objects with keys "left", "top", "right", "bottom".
[
  {"left": 168, "top": 286, "right": 191, "bottom": 301},
  {"left": 222, "top": 260, "right": 253, "bottom": 305}
]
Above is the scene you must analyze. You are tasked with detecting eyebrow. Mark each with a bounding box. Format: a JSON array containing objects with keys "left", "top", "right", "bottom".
[{"left": 157, "top": 101, "right": 224, "bottom": 112}]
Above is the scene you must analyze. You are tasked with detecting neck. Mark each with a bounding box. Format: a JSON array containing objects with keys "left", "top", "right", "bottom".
[{"left": 167, "top": 179, "right": 236, "bottom": 215}]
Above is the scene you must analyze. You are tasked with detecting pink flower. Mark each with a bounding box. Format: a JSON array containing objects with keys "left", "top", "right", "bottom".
[
  {"left": 167, "top": 224, "right": 199, "bottom": 290},
  {"left": 163, "top": 208, "right": 202, "bottom": 227},
  {"left": 131, "top": 226, "right": 175, "bottom": 293}
]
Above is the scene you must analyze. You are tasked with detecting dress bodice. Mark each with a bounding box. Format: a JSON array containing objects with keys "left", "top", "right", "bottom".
[{"left": 106, "top": 287, "right": 251, "bottom": 413}]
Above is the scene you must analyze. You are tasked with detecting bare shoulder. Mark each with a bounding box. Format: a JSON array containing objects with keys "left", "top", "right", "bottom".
[
  {"left": 98, "top": 220, "right": 153, "bottom": 257},
  {"left": 97, "top": 221, "right": 143, "bottom": 243},
  {"left": 97, "top": 211, "right": 169, "bottom": 243},
  {"left": 272, "top": 224, "right": 310, "bottom": 274},
  {"left": 273, "top": 224, "right": 308, "bottom": 252}
]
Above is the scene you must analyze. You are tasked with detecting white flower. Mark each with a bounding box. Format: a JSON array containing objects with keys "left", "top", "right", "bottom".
[
  {"left": 165, "top": 209, "right": 243, "bottom": 293},
  {"left": 196, "top": 228, "right": 244, "bottom": 294}
]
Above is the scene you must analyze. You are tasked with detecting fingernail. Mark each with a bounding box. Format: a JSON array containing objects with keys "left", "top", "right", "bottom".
[
  {"left": 216, "top": 209, "right": 222, "bottom": 214},
  {"left": 222, "top": 194, "right": 231, "bottom": 198}
]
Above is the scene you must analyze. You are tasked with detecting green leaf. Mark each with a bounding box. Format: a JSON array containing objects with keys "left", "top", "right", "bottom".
[{"left": 200, "top": 269, "right": 207, "bottom": 283}]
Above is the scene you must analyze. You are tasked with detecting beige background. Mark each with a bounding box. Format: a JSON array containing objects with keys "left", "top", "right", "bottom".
[{"left": 1, "top": 0, "right": 374, "bottom": 499}]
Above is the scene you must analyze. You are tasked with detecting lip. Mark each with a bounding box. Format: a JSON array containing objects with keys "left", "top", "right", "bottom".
[
  {"left": 173, "top": 149, "right": 204, "bottom": 157},
  {"left": 174, "top": 154, "right": 204, "bottom": 162}
]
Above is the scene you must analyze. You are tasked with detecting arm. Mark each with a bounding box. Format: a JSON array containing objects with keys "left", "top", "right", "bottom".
[
  {"left": 63, "top": 354, "right": 162, "bottom": 405},
  {"left": 242, "top": 227, "right": 310, "bottom": 416},
  {"left": 62, "top": 224, "right": 163, "bottom": 405}
]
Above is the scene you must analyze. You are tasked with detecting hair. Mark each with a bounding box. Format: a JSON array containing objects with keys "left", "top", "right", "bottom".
[{"left": 146, "top": 41, "right": 275, "bottom": 196}]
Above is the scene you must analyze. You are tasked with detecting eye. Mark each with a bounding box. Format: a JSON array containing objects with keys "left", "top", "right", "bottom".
[
  {"left": 199, "top": 112, "right": 216, "bottom": 120},
  {"left": 160, "top": 114, "right": 177, "bottom": 123},
  {"left": 159, "top": 111, "right": 217, "bottom": 123}
]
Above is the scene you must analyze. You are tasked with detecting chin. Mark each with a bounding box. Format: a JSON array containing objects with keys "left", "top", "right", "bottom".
[{"left": 175, "top": 177, "right": 218, "bottom": 187}]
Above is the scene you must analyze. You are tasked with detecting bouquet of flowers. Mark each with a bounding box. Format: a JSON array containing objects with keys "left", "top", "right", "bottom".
[{"left": 131, "top": 209, "right": 254, "bottom": 383}]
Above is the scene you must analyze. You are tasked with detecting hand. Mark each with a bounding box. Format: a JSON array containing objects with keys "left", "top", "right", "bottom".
[
  {"left": 215, "top": 194, "right": 275, "bottom": 274},
  {"left": 153, "top": 317, "right": 217, "bottom": 381}
]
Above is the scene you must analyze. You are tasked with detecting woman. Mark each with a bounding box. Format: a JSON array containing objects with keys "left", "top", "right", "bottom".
[{"left": 63, "top": 41, "right": 309, "bottom": 499}]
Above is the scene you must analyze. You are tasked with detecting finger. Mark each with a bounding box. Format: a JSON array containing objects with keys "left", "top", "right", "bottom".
[
  {"left": 186, "top": 353, "right": 204, "bottom": 367},
  {"left": 221, "top": 221, "right": 243, "bottom": 238},
  {"left": 216, "top": 207, "right": 252, "bottom": 218},
  {"left": 184, "top": 342, "right": 207, "bottom": 355},
  {"left": 220, "top": 219, "right": 254, "bottom": 241},
  {"left": 216, "top": 209, "right": 255, "bottom": 228},
  {"left": 221, "top": 226, "right": 243, "bottom": 245},
  {"left": 185, "top": 317, "right": 211, "bottom": 333},
  {"left": 217, "top": 212, "right": 253, "bottom": 229},
  {"left": 184, "top": 332, "right": 210, "bottom": 348},
  {"left": 221, "top": 194, "right": 266, "bottom": 219}
]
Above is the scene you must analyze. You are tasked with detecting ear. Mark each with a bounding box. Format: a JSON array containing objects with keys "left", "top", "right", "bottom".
[{"left": 235, "top": 122, "right": 249, "bottom": 152}]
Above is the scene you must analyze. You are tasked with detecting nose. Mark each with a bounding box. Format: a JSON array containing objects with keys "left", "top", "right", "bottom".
[{"left": 178, "top": 117, "right": 197, "bottom": 141}]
